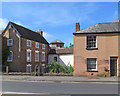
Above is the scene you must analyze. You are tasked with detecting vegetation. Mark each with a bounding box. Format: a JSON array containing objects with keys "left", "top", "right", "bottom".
[
  {"left": 2, "top": 47, "right": 10, "bottom": 71},
  {"left": 65, "top": 43, "right": 73, "bottom": 48},
  {"left": 45, "top": 61, "right": 74, "bottom": 74}
]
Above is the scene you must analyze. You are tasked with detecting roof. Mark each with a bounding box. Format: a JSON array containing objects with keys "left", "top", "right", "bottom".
[
  {"left": 3, "top": 22, "right": 49, "bottom": 45},
  {"left": 49, "top": 47, "right": 73, "bottom": 55},
  {"left": 74, "top": 22, "right": 120, "bottom": 34},
  {"left": 50, "top": 40, "right": 64, "bottom": 44}
]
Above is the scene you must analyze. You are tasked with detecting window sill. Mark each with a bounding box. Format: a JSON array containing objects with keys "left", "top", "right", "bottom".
[
  {"left": 87, "top": 70, "right": 98, "bottom": 72},
  {"left": 86, "top": 48, "right": 98, "bottom": 50},
  {"left": 7, "top": 60, "right": 13, "bottom": 62}
]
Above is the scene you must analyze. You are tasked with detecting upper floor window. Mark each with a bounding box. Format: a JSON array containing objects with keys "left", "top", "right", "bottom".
[
  {"left": 42, "top": 51, "right": 45, "bottom": 62},
  {"left": 27, "top": 40, "right": 31, "bottom": 47},
  {"left": 87, "top": 58, "right": 97, "bottom": 71},
  {"left": 87, "top": 36, "right": 97, "bottom": 49},
  {"left": 7, "top": 39, "right": 13, "bottom": 46},
  {"left": 42, "top": 44, "right": 45, "bottom": 49},
  {"left": 35, "top": 50, "right": 39, "bottom": 62},
  {"left": 7, "top": 51, "right": 13, "bottom": 62},
  {"left": 27, "top": 49, "right": 31, "bottom": 62},
  {"left": 35, "top": 42, "right": 39, "bottom": 48}
]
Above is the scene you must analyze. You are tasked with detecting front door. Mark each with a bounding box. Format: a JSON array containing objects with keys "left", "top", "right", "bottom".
[
  {"left": 110, "top": 57, "right": 118, "bottom": 76},
  {"left": 35, "top": 64, "right": 40, "bottom": 75}
]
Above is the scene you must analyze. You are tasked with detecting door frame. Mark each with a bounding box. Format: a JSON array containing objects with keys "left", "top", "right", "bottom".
[{"left": 110, "top": 57, "right": 118, "bottom": 76}]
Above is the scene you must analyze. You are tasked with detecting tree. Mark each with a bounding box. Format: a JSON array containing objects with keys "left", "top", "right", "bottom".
[
  {"left": 69, "top": 43, "right": 73, "bottom": 48},
  {"left": 2, "top": 47, "right": 10, "bottom": 71}
]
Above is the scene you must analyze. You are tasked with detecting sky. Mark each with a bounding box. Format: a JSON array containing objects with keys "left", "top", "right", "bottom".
[{"left": 1, "top": 2, "right": 118, "bottom": 46}]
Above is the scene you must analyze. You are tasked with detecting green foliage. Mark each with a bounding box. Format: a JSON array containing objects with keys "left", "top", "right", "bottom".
[
  {"left": 64, "top": 63, "right": 74, "bottom": 74},
  {"left": 2, "top": 47, "right": 10, "bottom": 65},
  {"left": 46, "top": 61, "right": 74, "bottom": 74},
  {"left": 69, "top": 43, "right": 73, "bottom": 48},
  {"left": 46, "top": 61, "right": 65, "bottom": 73}
]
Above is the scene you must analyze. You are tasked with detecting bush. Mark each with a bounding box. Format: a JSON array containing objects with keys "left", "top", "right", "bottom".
[
  {"left": 45, "top": 61, "right": 74, "bottom": 74},
  {"left": 46, "top": 61, "right": 65, "bottom": 73}
]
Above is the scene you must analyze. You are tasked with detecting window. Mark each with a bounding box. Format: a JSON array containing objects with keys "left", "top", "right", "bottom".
[
  {"left": 87, "top": 58, "right": 97, "bottom": 71},
  {"left": 42, "top": 64, "right": 45, "bottom": 73},
  {"left": 7, "top": 39, "right": 13, "bottom": 46},
  {"left": 87, "top": 36, "right": 97, "bottom": 49},
  {"left": 42, "top": 51, "right": 45, "bottom": 62},
  {"left": 54, "top": 57, "right": 57, "bottom": 62},
  {"left": 7, "top": 51, "right": 13, "bottom": 62},
  {"left": 35, "top": 42, "right": 39, "bottom": 48},
  {"left": 27, "top": 64, "right": 31, "bottom": 73},
  {"left": 35, "top": 51, "right": 39, "bottom": 62},
  {"left": 42, "top": 44, "right": 45, "bottom": 49},
  {"left": 27, "top": 49, "right": 31, "bottom": 62},
  {"left": 27, "top": 40, "right": 31, "bottom": 47}
]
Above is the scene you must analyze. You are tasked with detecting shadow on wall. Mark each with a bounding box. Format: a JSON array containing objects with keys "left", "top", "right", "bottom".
[{"left": 58, "top": 58, "right": 68, "bottom": 67}]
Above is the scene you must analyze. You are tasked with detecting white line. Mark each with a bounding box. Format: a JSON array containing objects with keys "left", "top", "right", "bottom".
[{"left": 2, "top": 91, "right": 51, "bottom": 95}]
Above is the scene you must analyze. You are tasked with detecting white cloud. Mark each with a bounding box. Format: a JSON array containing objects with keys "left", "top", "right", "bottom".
[
  {"left": 0, "top": 18, "right": 8, "bottom": 30},
  {"left": 43, "top": 32, "right": 52, "bottom": 38}
]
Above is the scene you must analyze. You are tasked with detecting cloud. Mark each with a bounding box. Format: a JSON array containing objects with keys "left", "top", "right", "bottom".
[
  {"left": 0, "top": 18, "right": 8, "bottom": 30},
  {"left": 43, "top": 32, "right": 52, "bottom": 38}
]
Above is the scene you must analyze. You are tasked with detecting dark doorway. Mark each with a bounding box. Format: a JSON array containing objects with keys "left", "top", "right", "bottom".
[{"left": 110, "top": 57, "right": 118, "bottom": 76}]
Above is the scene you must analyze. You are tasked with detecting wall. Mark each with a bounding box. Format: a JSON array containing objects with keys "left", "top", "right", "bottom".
[
  {"left": 59, "top": 54, "right": 74, "bottom": 67},
  {"left": 74, "top": 33, "right": 119, "bottom": 76},
  {"left": 48, "top": 54, "right": 74, "bottom": 67}
]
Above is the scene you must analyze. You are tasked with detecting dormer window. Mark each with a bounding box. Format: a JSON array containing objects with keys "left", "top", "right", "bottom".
[
  {"left": 27, "top": 40, "right": 31, "bottom": 47},
  {"left": 7, "top": 39, "right": 13, "bottom": 46},
  {"left": 87, "top": 36, "right": 97, "bottom": 49}
]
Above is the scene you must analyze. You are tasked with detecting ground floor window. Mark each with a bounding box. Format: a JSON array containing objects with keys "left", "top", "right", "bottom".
[
  {"left": 54, "top": 56, "right": 57, "bottom": 62},
  {"left": 42, "top": 64, "right": 45, "bottom": 73},
  {"left": 87, "top": 58, "right": 97, "bottom": 71},
  {"left": 27, "top": 64, "right": 32, "bottom": 73}
]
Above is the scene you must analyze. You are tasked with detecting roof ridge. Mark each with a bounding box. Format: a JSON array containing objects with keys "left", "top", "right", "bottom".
[{"left": 10, "top": 21, "right": 39, "bottom": 34}]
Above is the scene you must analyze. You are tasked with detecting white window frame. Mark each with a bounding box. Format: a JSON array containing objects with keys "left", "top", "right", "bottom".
[
  {"left": 42, "top": 44, "right": 45, "bottom": 49},
  {"left": 42, "top": 51, "right": 45, "bottom": 62},
  {"left": 27, "top": 40, "right": 31, "bottom": 47},
  {"left": 87, "top": 36, "right": 97, "bottom": 49},
  {"left": 7, "top": 51, "right": 13, "bottom": 62},
  {"left": 42, "top": 64, "right": 45, "bottom": 73},
  {"left": 27, "top": 64, "right": 32, "bottom": 73},
  {"left": 27, "top": 49, "right": 31, "bottom": 62},
  {"left": 87, "top": 58, "right": 97, "bottom": 71},
  {"left": 35, "top": 42, "right": 39, "bottom": 48},
  {"left": 35, "top": 50, "right": 39, "bottom": 62},
  {"left": 7, "top": 39, "right": 13, "bottom": 46}
]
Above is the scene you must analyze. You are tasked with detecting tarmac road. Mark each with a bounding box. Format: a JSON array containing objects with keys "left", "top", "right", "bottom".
[{"left": 1, "top": 81, "right": 119, "bottom": 95}]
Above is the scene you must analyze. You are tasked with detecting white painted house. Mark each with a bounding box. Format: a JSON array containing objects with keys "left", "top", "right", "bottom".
[{"left": 48, "top": 40, "right": 74, "bottom": 67}]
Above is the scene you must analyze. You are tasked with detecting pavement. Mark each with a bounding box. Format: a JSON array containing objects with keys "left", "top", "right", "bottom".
[{"left": 2, "top": 75, "right": 119, "bottom": 83}]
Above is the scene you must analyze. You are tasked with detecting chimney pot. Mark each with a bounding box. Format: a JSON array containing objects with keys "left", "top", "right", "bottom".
[
  {"left": 76, "top": 23, "right": 80, "bottom": 32},
  {"left": 37, "top": 29, "right": 43, "bottom": 36}
]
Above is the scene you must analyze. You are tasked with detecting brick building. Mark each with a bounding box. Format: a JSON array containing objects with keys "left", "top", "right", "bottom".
[
  {"left": 73, "top": 22, "right": 120, "bottom": 77},
  {"left": 2, "top": 22, "right": 49, "bottom": 74}
]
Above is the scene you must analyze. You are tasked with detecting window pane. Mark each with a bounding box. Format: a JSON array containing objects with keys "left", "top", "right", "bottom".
[
  {"left": 87, "top": 59, "right": 97, "bottom": 70},
  {"left": 87, "top": 36, "right": 96, "bottom": 49}
]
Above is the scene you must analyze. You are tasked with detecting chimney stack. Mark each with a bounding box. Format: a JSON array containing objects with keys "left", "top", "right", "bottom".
[
  {"left": 37, "top": 29, "right": 43, "bottom": 36},
  {"left": 76, "top": 23, "right": 80, "bottom": 32},
  {"left": 119, "top": 20, "right": 120, "bottom": 22}
]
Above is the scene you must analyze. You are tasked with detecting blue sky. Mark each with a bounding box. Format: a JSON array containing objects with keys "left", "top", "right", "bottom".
[{"left": 1, "top": 2, "right": 118, "bottom": 46}]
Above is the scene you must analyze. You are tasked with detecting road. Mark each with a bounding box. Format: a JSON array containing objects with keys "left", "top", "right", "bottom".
[{"left": 2, "top": 81, "right": 119, "bottom": 95}]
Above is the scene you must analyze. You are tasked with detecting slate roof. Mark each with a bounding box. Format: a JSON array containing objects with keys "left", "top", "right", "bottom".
[
  {"left": 50, "top": 40, "right": 64, "bottom": 44},
  {"left": 49, "top": 47, "right": 73, "bottom": 55},
  {"left": 3, "top": 22, "right": 49, "bottom": 45},
  {"left": 74, "top": 22, "right": 120, "bottom": 34}
]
